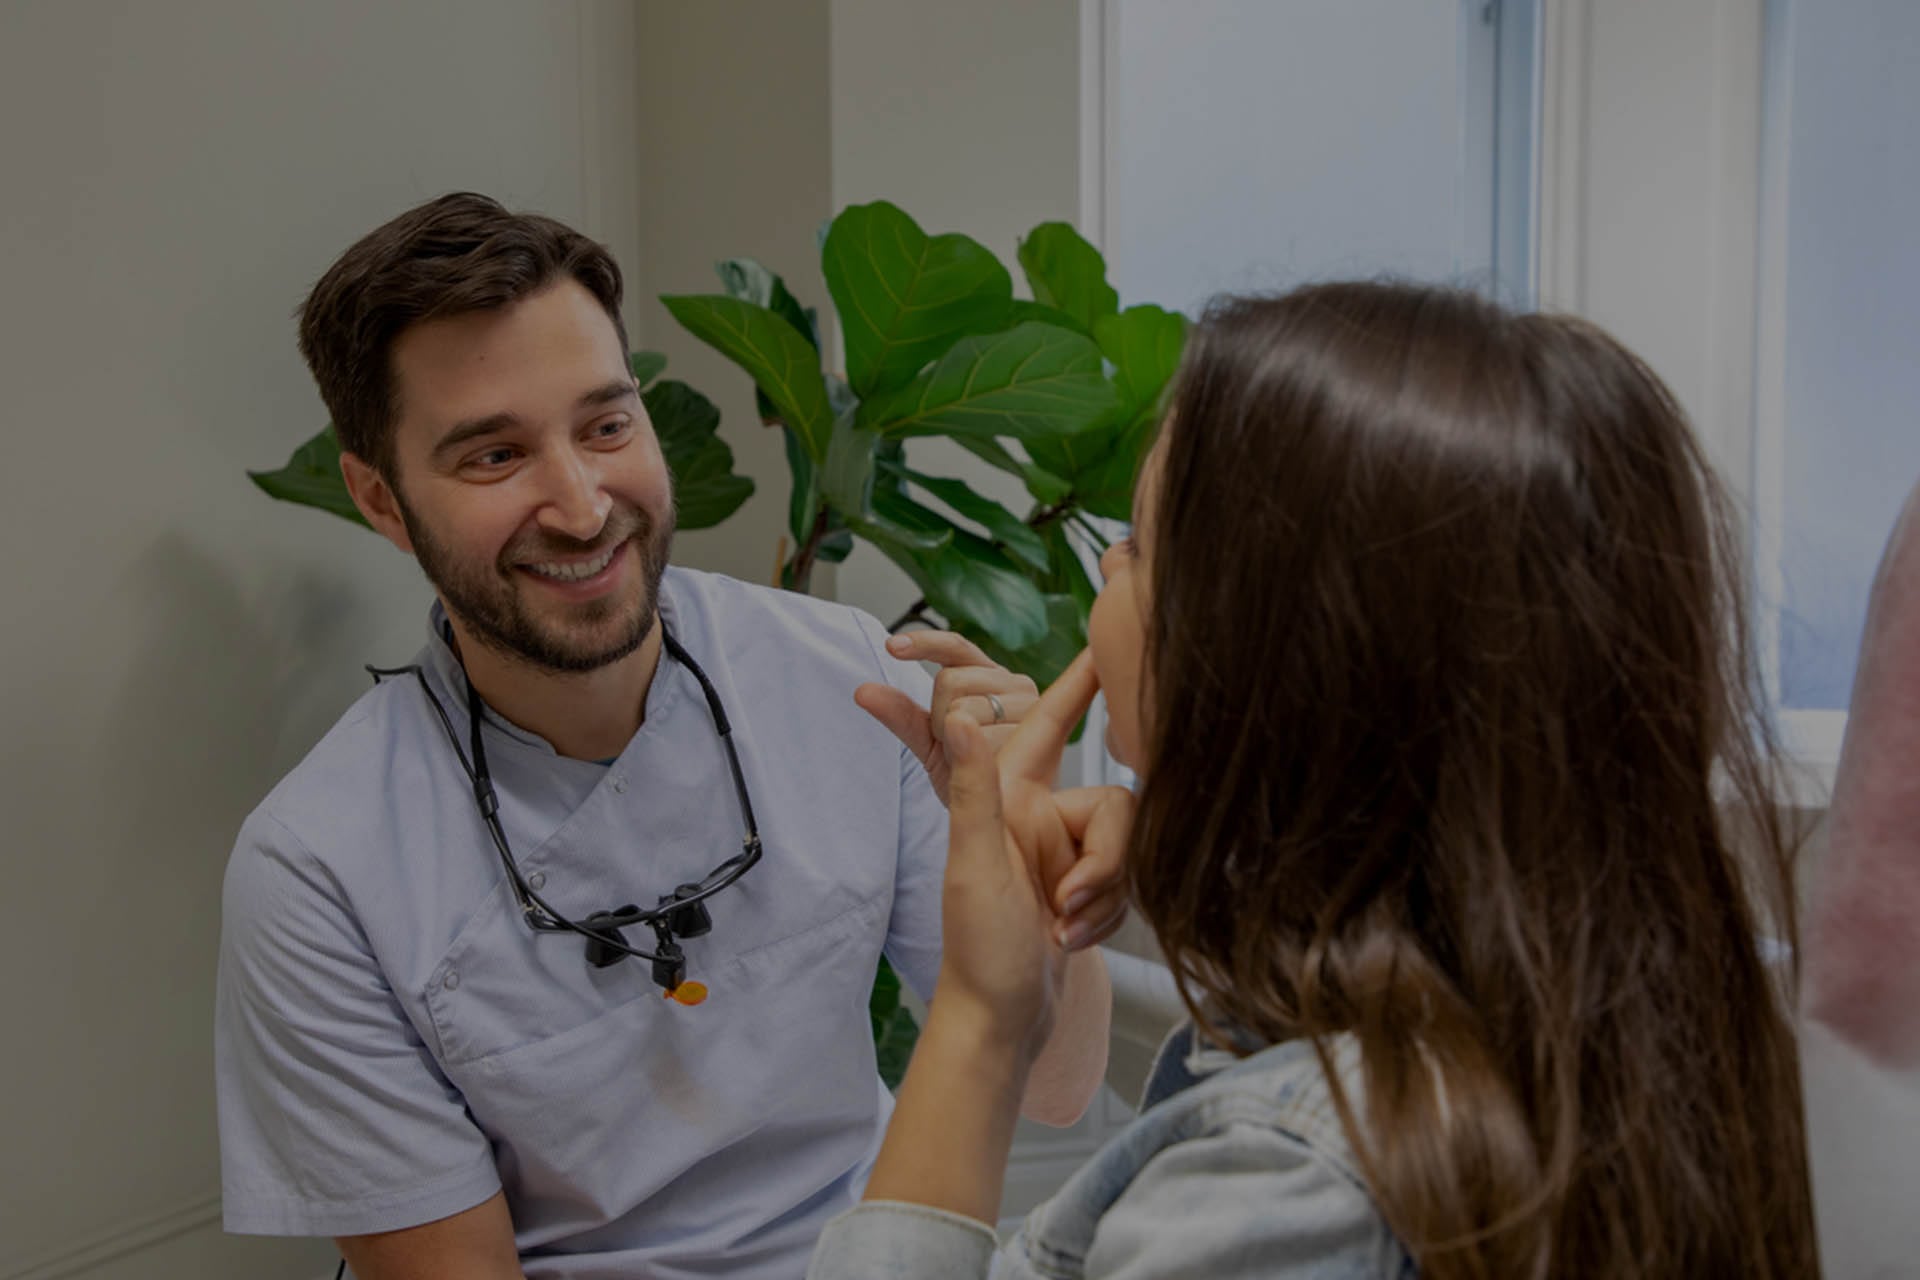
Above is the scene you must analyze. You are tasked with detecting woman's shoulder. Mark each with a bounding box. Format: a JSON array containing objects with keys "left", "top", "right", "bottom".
[{"left": 1013, "top": 1032, "right": 1410, "bottom": 1278}]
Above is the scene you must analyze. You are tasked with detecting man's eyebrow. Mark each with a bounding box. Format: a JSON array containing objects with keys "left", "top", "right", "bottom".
[
  {"left": 579, "top": 379, "right": 639, "bottom": 409},
  {"left": 431, "top": 411, "right": 520, "bottom": 460},
  {"left": 429, "top": 381, "right": 638, "bottom": 460}
]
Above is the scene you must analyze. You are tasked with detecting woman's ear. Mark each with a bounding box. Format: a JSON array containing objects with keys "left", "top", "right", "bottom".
[{"left": 340, "top": 451, "right": 415, "bottom": 554}]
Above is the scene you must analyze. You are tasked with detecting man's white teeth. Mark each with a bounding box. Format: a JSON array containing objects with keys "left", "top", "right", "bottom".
[{"left": 528, "top": 545, "right": 617, "bottom": 582}]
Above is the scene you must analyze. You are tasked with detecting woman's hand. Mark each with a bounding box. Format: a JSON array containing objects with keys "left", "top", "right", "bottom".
[
  {"left": 856, "top": 630, "right": 1040, "bottom": 806},
  {"left": 855, "top": 651, "right": 1135, "bottom": 1227},
  {"left": 935, "top": 651, "right": 1133, "bottom": 1057}
]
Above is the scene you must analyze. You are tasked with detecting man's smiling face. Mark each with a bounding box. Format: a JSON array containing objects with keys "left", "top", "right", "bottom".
[{"left": 376, "top": 278, "right": 675, "bottom": 672}]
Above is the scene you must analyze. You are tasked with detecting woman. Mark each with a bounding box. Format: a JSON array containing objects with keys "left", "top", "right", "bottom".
[{"left": 811, "top": 283, "right": 1819, "bottom": 1278}]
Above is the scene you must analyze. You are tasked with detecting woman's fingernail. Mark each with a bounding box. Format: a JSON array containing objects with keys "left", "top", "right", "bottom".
[
  {"left": 1061, "top": 890, "right": 1092, "bottom": 916},
  {"left": 1059, "top": 923, "right": 1091, "bottom": 951},
  {"left": 886, "top": 634, "right": 911, "bottom": 654}
]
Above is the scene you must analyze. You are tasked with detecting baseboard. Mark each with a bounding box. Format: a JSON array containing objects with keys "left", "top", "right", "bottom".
[{"left": 3, "top": 1192, "right": 222, "bottom": 1280}]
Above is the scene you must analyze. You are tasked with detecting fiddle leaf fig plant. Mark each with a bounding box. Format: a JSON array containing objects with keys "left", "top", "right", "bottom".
[{"left": 666, "top": 201, "right": 1185, "bottom": 691}]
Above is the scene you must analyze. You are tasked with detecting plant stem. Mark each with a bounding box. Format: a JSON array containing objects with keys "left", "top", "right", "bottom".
[
  {"left": 1068, "top": 512, "right": 1112, "bottom": 553},
  {"left": 787, "top": 507, "right": 832, "bottom": 595},
  {"left": 1028, "top": 500, "right": 1075, "bottom": 529}
]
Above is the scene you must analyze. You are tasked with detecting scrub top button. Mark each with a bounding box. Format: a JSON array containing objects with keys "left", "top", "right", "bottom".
[
  {"left": 443, "top": 969, "right": 460, "bottom": 991},
  {"left": 611, "top": 775, "right": 629, "bottom": 794},
  {"left": 527, "top": 871, "right": 546, "bottom": 891}
]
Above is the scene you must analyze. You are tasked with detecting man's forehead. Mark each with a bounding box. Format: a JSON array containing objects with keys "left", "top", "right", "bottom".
[{"left": 389, "top": 284, "right": 629, "bottom": 428}]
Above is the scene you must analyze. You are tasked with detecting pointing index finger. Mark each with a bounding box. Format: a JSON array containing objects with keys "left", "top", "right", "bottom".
[
  {"left": 886, "top": 629, "right": 995, "bottom": 669},
  {"left": 998, "top": 650, "right": 1101, "bottom": 784}
]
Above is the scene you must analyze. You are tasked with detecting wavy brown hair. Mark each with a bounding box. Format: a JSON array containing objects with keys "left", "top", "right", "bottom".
[{"left": 1126, "top": 283, "right": 1817, "bottom": 1278}]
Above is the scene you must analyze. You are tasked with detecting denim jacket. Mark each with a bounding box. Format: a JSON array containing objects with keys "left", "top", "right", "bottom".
[{"left": 808, "top": 1026, "right": 1413, "bottom": 1279}]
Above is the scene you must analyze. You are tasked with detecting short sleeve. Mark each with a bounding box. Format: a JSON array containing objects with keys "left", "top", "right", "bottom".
[
  {"left": 215, "top": 810, "right": 500, "bottom": 1237},
  {"left": 1079, "top": 1122, "right": 1398, "bottom": 1279},
  {"left": 848, "top": 608, "right": 947, "bottom": 1004}
]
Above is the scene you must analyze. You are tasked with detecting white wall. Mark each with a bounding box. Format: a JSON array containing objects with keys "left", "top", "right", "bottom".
[{"left": 0, "top": 3, "right": 642, "bottom": 1276}]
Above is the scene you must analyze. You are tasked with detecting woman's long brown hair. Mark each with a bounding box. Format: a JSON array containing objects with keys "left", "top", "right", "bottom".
[{"left": 1126, "top": 284, "right": 1817, "bottom": 1278}]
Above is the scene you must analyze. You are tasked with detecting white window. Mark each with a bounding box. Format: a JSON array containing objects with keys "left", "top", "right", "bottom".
[
  {"left": 1754, "top": 0, "right": 1920, "bottom": 774},
  {"left": 1074, "top": 0, "right": 1538, "bottom": 789}
]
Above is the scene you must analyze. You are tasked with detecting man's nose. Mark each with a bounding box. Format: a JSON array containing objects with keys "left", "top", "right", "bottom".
[{"left": 537, "top": 450, "right": 613, "bottom": 542}]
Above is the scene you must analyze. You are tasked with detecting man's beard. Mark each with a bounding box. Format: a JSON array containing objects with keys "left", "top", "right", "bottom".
[{"left": 401, "top": 497, "right": 675, "bottom": 674}]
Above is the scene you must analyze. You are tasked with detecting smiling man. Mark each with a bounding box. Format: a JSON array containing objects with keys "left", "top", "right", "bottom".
[{"left": 214, "top": 193, "right": 1112, "bottom": 1280}]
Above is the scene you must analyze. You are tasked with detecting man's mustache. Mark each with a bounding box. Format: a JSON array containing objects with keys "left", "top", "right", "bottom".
[{"left": 502, "top": 507, "right": 651, "bottom": 566}]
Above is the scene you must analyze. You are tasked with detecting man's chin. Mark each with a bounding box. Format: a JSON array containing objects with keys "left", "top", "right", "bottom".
[
  {"left": 524, "top": 613, "right": 655, "bottom": 673},
  {"left": 448, "top": 599, "right": 655, "bottom": 674}
]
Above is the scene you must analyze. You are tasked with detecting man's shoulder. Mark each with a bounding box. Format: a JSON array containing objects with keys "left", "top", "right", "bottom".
[
  {"left": 665, "top": 565, "right": 883, "bottom": 635},
  {"left": 237, "top": 671, "right": 435, "bottom": 865},
  {"left": 664, "top": 566, "right": 898, "bottom": 678}
]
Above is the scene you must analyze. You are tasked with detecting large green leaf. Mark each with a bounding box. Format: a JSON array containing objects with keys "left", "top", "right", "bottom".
[
  {"left": 951, "top": 436, "right": 1073, "bottom": 506},
  {"left": 1018, "top": 223, "right": 1119, "bottom": 337},
  {"left": 1035, "top": 520, "right": 1100, "bottom": 617},
  {"left": 1006, "top": 299, "right": 1088, "bottom": 333},
  {"left": 247, "top": 425, "right": 369, "bottom": 528},
  {"left": 821, "top": 408, "right": 879, "bottom": 518},
  {"left": 1022, "top": 406, "right": 1119, "bottom": 486},
  {"left": 782, "top": 427, "right": 820, "bottom": 546},
  {"left": 848, "top": 513, "right": 951, "bottom": 554},
  {"left": 1096, "top": 304, "right": 1188, "bottom": 424},
  {"left": 643, "top": 379, "right": 754, "bottom": 530},
  {"left": 715, "top": 258, "right": 820, "bottom": 352},
  {"left": 882, "top": 459, "right": 1048, "bottom": 572},
  {"left": 814, "top": 526, "right": 855, "bottom": 564},
  {"left": 823, "top": 201, "right": 1013, "bottom": 398},
  {"left": 1033, "top": 415, "right": 1154, "bottom": 522},
  {"left": 1019, "top": 306, "right": 1183, "bottom": 516},
  {"left": 867, "top": 492, "right": 1049, "bottom": 650},
  {"left": 870, "top": 957, "right": 919, "bottom": 1088},
  {"left": 661, "top": 295, "right": 834, "bottom": 463},
  {"left": 715, "top": 259, "right": 821, "bottom": 422},
  {"left": 859, "top": 322, "right": 1120, "bottom": 444}
]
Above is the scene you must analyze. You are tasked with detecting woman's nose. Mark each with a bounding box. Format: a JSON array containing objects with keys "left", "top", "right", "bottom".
[{"left": 1098, "top": 541, "right": 1125, "bottom": 583}]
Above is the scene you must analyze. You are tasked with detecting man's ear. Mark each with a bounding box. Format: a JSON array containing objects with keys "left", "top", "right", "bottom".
[{"left": 340, "top": 451, "right": 415, "bottom": 554}]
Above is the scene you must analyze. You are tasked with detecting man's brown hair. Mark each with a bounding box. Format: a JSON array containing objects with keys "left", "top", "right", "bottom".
[{"left": 296, "top": 192, "right": 627, "bottom": 481}]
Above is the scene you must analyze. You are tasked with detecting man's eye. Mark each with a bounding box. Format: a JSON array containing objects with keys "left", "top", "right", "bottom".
[
  {"left": 592, "top": 417, "right": 631, "bottom": 440},
  {"left": 471, "top": 448, "right": 516, "bottom": 468}
]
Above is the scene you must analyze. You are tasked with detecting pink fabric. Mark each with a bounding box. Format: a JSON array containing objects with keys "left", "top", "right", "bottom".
[{"left": 1805, "top": 479, "right": 1920, "bottom": 1068}]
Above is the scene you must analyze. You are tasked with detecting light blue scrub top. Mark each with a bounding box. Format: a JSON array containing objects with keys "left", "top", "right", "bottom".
[{"left": 215, "top": 567, "right": 948, "bottom": 1278}]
